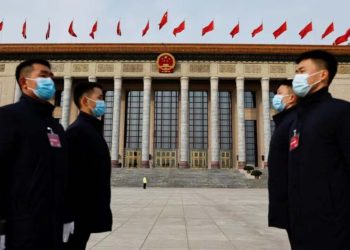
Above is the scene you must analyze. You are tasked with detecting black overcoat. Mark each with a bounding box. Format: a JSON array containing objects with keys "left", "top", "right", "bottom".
[
  {"left": 288, "top": 88, "right": 350, "bottom": 250},
  {"left": 268, "top": 106, "right": 297, "bottom": 230},
  {"left": 66, "top": 112, "right": 112, "bottom": 233},
  {"left": 0, "top": 95, "right": 69, "bottom": 250}
]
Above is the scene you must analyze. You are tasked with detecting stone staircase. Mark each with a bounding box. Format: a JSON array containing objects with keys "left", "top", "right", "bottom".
[{"left": 111, "top": 168, "right": 268, "bottom": 188}]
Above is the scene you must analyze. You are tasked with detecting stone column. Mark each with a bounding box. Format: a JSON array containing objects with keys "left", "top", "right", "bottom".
[
  {"left": 236, "top": 77, "right": 246, "bottom": 169},
  {"left": 13, "top": 83, "right": 21, "bottom": 103},
  {"left": 261, "top": 77, "right": 271, "bottom": 168},
  {"left": 88, "top": 76, "right": 97, "bottom": 83},
  {"left": 141, "top": 76, "right": 152, "bottom": 168},
  {"left": 61, "top": 76, "right": 72, "bottom": 130},
  {"left": 111, "top": 76, "right": 122, "bottom": 168},
  {"left": 210, "top": 77, "right": 220, "bottom": 169},
  {"left": 179, "top": 77, "right": 190, "bottom": 168}
]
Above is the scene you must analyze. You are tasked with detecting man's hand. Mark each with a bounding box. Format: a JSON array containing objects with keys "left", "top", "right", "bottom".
[
  {"left": 62, "top": 222, "right": 74, "bottom": 243},
  {"left": 0, "top": 235, "right": 5, "bottom": 250}
]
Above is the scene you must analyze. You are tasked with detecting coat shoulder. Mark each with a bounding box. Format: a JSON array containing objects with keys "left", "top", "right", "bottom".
[{"left": 328, "top": 98, "right": 350, "bottom": 112}]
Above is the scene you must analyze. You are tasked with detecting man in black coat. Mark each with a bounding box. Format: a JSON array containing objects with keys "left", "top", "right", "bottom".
[
  {"left": 288, "top": 50, "right": 350, "bottom": 249},
  {"left": 0, "top": 59, "right": 73, "bottom": 250},
  {"left": 268, "top": 81, "right": 298, "bottom": 241},
  {"left": 64, "top": 83, "right": 112, "bottom": 250}
]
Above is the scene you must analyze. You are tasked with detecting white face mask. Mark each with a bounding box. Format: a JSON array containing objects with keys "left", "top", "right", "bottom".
[{"left": 292, "top": 71, "right": 322, "bottom": 97}]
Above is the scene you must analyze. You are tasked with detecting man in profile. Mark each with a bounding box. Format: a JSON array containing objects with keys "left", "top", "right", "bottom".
[
  {"left": 268, "top": 81, "right": 298, "bottom": 244},
  {"left": 64, "top": 83, "right": 112, "bottom": 250},
  {"left": 0, "top": 59, "right": 73, "bottom": 250}
]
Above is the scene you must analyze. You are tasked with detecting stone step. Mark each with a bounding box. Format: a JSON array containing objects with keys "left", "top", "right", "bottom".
[{"left": 111, "top": 168, "right": 268, "bottom": 188}]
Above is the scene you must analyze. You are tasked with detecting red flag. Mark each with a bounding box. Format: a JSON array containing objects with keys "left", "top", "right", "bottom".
[
  {"left": 333, "top": 28, "right": 350, "bottom": 45},
  {"left": 116, "top": 20, "right": 122, "bottom": 36},
  {"left": 159, "top": 11, "right": 168, "bottom": 30},
  {"left": 299, "top": 22, "right": 312, "bottom": 39},
  {"left": 0, "top": 20, "right": 3, "bottom": 31},
  {"left": 68, "top": 21, "right": 77, "bottom": 37},
  {"left": 142, "top": 20, "right": 150, "bottom": 37},
  {"left": 89, "top": 21, "right": 98, "bottom": 39},
  {"left": 45, "top": 22, "right": 51, "bottom": 40},
  {"left": 230, "top": 23, "right": 239, "bottom": 38},
  {"left": 22, "top": 20, "right": 27, "bottom": 39},
  {"left": 173, "top": 20, "right": 185, "bottom": 36},
  {"left": 273, "top": 21, "right": 287, "bottom": 39},
  {"left": 202, "top": 20, "right": 214, "bottom": 36},
  {"left": 252, "top": 23, "right": 263, "bottom": 37},
  {"left": 322, "top": 22, "right": 334, "bottom": 39}
]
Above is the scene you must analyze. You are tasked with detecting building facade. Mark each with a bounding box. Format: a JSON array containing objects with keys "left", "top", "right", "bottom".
[{"left": 0, "top": 44, "right": 350, "bottom": 169}]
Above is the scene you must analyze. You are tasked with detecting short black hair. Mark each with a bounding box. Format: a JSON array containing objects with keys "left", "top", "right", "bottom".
[
  {"left": 15, "top": 59, "right": 51, "bottom": 83},
  {"left": 276, "top": 80, "right": 292, "bottom": 89},
  {"left": 296, "top": 50, "right": 338, "bottom": 85},
  {"left": 73, "top": 82, "right": 103, "bottom": 109}
]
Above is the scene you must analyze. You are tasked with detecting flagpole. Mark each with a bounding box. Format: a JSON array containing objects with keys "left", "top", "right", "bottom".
[{"left": 0, "top": 19, "right": 3, "bottom": 43}]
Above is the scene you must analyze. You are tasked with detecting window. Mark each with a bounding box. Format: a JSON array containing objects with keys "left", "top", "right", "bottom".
[
  {"left": 54, "top": 90, "right": 63, "bottom": 107},
  {"left": 219, "top": 92, "right": 232, "bottom": 150},
  {"left": 154, "top": 91, "right": 178, "bottom": 149},
  {"left": 189, "top": 91, "right": 208, "bottom": 149},
  {"left": 125, "top": 91, "right": 143, "bottom": 149},
  {"left": 245, "top": 120, "right": 257, "bottom": 166},
  {"left": 270, "top": 120, "right": 276, "bottom": 136},
  {"left": 269, "top": 91, "right": 275, "bottom": 107},
  {"left": 103, "top": 91, "right": 114, "bottom": 149},
  {"left": 244, "top": 91, "right": 256, "bottom": 108}
]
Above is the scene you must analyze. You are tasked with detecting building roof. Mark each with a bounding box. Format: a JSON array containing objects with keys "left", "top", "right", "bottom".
[{"left": 1, "top": 43, "right": 350, "bottom": 62}]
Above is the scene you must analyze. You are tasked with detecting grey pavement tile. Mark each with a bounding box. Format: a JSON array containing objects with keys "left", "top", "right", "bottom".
[{"left": 87, "top": 188, "right": 289, "bottom": 250}]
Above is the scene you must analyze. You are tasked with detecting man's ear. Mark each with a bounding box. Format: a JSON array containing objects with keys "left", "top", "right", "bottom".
[
  {"left": 18, "top": 77, "right": 28, "bottom": 91},
  {"left": 321, "top": 70, "right": 329, "bottom": 84},
  {"left": 80, "top": 96, "right": 88, "bottom": 108}
]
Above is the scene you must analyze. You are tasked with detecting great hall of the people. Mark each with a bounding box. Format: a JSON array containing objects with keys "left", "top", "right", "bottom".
[{"left": 0, "top": 44, "right": 349, "bottom": 169}]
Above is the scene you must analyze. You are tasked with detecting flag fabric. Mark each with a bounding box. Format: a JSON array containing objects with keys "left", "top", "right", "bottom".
[
  {"left": 230, "top": 23, "right": 239, "bottom": 38},
  {"left": 68, "top": 21, "right": 77, "bottom": 37},
  {"left": 333, "top": 28, "right": 350, "bottom": 45},
  {"left": 116, "top": 20, "right": 122, "bottom": 36},
  {"left": 22, "top": 20, "right": 27, "bottom": 39},
  {"left": 159, "top": 11, "right": 168, "bottom": 30},
  {"left": 322, "top": 22, "right": 334, "bottom": 39},
  {"left": 202, "top": 20, "right": 214, "bottom": 36},
  {"left": 45, "top": 22, "right": 50, "bottom": 40},
  {"left": 252, "top": 23, "right": 263, "bottom": 37},
  {"left": 142, "top": 20, "right": 150, "bottom": 36},
  {"left": 89, "top": 21, "right": 98, "bottom": 39},
  {"left": 173, "top": 20, "right": 185, "bottom": 36},
  {"left": 299, "top": 21, "right": 313, "bottom": 39},
  {"left": 0, "top": 20, "right": 3, "bottom": 31},
  {"left": 273, "top": 21, "right": 287, "bottom": 39}
]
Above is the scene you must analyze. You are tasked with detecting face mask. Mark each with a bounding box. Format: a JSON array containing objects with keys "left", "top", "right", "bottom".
[
  {"left": 26, "top": 77, "right": 56, "bottom": 101},
  {"left": 86, "top": 97, "right": 105, "bottom": 117},
  {"left": 292, "top": 71, "right": 322, "bottom": 97},
  {"left": 272, "top": 94, "right": 290, "bottom": 112}
]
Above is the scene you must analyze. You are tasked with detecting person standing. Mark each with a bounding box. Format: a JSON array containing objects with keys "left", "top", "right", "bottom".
[
  {"left": 143, "top": 177, "right": 148, "bottom": 189},
  {"left": 64, "top": 83, "right": 112, "bottom": 250},
  {"left": 0, "top": 59, "right": 73, "bottom": 250},
  {"left": 268, "top": 81, "right": 298, "bottom": 243},
  {"left": 287, "top": 50, "right": 350, "bottom": 249}
]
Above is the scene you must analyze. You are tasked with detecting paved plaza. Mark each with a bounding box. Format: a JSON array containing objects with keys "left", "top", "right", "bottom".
[{"left": 87, "top": 188, "right": 290, "bottom": 250}]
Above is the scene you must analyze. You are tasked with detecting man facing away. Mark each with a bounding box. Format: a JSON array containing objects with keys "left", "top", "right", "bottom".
[
  {"left": 64, "top": 83, "right": 112, "bottom": 250},
  {"left": 0, "top": 59, "right": 73, "bottom": 250},
  {"left": 268, "top": 81, "right": 298, "bottom": 245},
  {"left": 287, "top": 50, "right": 350, "bottom": 249}
]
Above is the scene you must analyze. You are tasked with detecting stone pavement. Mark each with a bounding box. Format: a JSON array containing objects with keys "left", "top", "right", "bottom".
[{"left": 87, "top": 188, "right": 290, "bottom": 250}]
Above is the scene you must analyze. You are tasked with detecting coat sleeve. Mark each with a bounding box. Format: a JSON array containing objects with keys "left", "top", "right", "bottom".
[
  {"left": 337, "top": 104, "right": 350, "bottom": 171},
  {"left": 0, "top": 109, "right": 16, "bottom": 235},
  {"left": 65, "top": 128, "right": 88, "bottom": 222}
]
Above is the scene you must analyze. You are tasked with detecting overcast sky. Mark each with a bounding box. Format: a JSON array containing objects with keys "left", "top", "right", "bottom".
[{"left": 0, "top": 0, "right": 348, "bottom": 45}]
